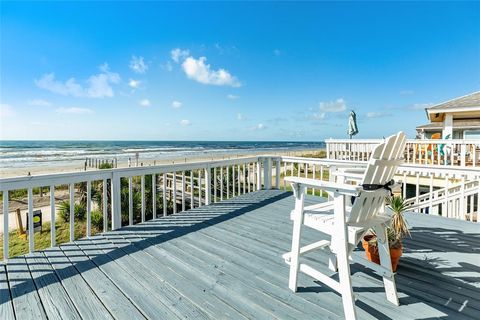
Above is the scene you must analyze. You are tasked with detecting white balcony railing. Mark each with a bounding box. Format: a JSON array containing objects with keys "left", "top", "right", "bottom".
[
  {"left": 326, "top": 138, "right": 480, "bottom": 167},
  {"left": 1, "top": 154, "right": 479, "bottom": 262},
  {"left": 0, "top": 156, "right": 272, "bottom": 261}
]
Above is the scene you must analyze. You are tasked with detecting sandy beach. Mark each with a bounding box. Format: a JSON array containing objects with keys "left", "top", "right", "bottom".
[{"left": 0, "top": 149, "right": 319, "bottom": 179}]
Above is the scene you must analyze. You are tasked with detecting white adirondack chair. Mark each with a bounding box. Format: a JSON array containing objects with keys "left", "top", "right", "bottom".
[{"left": 283, "top": 132, "right": 407, "bottom": 320}]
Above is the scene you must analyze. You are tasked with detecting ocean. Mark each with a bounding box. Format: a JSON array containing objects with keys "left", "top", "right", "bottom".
[{"left": 0, "top": 140, "right": 325, "bottom": 169}]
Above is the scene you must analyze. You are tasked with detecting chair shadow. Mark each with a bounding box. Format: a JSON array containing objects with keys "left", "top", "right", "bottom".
[{"left": 294, "top": 224, "right": 480, "bottom": 319}]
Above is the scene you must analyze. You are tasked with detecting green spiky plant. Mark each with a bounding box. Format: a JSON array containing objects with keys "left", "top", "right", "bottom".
[{"left": 367, "top": 195, "right": 410, "bottom": 249}]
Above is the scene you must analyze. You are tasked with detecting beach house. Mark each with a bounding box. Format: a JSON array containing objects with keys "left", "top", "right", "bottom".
[{"left": 416, "top": 91, "right": 480, "bottom": 139}]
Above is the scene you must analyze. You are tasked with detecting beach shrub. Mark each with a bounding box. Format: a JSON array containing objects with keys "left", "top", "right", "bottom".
[
  {"left": 99, "top": 163, "right": 113, "bottom": 169},
  {"left": 91, "top": 210, "right": 103, "bottom": 230},
  {"left": 57, "top": 201, "right": 86, "bottom": 222}
]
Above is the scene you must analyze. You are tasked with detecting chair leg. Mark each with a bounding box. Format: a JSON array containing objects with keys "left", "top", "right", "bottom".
[
  {"left": 289, "top": 214, "right": 302, "bottom": 292},
  {"left": 374, "top": 224, "right": 400, "bottom": 306},
  {"left": 289, "top": 184, "right": 305, "bottom": 292},
  {"left": 334, "top": 194, "right": 357, "bottom": 320},
  {"left": 337, "top": 238, "right": 357, "bottom": 320}
]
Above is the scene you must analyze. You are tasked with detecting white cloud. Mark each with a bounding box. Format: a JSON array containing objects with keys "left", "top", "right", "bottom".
[
  {"left": 237, "top": 113, "right": 244, "bottom": 120},
  {"left": 319, "top": 98, "right": 346, "bottom": 112},
  {"left": 129, "top": 55, "right": 148, "bottom": 74},
  {"left": 366, "top": 111, "right": 392, "bottom": 118},
  {"left": 180, "top": 119, "right": 191, "bottom": 126},
  {"left": 273, "top": 49, "right": 281, "bottom": 56},
  {"left": 28, "top": 99, "right": 52, "bottom": 106},
  {"left": 411, "top": 102, "right": 433, "bottom": 110},
  {"left": 0, "top": 103, "right": 15, "bottom": 118},
  {"left": 139, "top": 99, "right": 151, "bottom": 107},
  {"left": 55, "top": 107, "right": 93, "bottom": 115},
  {"left": 35, "top": 64, "right": 120, "bottom": 98},
  {"left": 172, "top": 100, "right": 182, "bottom": 108},
  {"left": 171, "top": 48, "right": 190, "bottom": 63},
  {"left": 128, "top": 79, "right": 141, "bottom": 89},
  {"left": 227, "top": 94, "right": 239, "bottom": 100},
  {"left": 181, "top": 56, "right": 241, "bottom": 87}
]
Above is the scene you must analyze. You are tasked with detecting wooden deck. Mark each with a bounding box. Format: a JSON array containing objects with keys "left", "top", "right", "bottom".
[{"left": 1, "top": 190, "right": 479, "bottom": 319}]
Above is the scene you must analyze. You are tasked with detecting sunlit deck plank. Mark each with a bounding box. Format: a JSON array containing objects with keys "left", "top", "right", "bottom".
[
  {"left": 27, "top": 252, "right": 81, "bottom": 319},
  {"left": 42, "top": 247, "right": 114, "bottom": 320},
  {"left": 6, "top": 255, "right": 47, "bottom": 319},
  {"left": 0, "top": 264, "right": 15, "bottom": 320},
  {"left": 75, "top": 236, "right": 211, "bottom": 320},
  {"left": 59, "top": 242, "right": 146, "bottom": 319}
]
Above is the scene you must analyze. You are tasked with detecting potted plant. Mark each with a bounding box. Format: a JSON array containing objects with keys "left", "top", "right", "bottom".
[{"left": 362, "top": 196, "right": 410, "bottom": 272}]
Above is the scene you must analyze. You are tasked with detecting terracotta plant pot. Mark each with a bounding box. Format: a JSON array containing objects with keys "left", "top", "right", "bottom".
[{"left": 362, "top": 235, "right": 402, "bottom": 272}]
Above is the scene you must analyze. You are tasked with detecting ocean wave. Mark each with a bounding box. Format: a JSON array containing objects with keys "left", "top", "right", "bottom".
[{"left": 0, "top": 140, "right": 325, "bottom": 169}]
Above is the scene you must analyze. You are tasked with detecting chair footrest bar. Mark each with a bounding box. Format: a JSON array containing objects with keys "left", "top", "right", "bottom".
[
  {"left": 282, "top": 240, "right": 330, "bottom": 262},
  {"left": 299, "top": 263, "right": 341, "bottom": 293},
  {"left": 349, "top": 254, "right": 394, "bottom": 279}
]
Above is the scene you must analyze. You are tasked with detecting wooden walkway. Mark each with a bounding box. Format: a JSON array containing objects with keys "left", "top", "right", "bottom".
[{"left": 1, "top": 190, "right": 479, "bottom": 319}]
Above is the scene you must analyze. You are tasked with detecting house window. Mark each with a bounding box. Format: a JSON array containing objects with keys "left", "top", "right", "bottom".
[
  {"left": 452, "top": 130, "right": 463, "bottom": 139},
  {"left": 464, "top": 130, "right": 480, "bottom": 139}
]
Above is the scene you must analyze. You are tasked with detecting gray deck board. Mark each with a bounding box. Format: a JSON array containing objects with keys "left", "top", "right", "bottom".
[
  {"left": 71, "top": 239, "right": 180, "bottom": 319},
  {"left": 3, "top": 190, "right": 480, "bottom": 319},
  {"left": 6, "top": 255, "right": 47, "bottom": 319},
  {"left": 76, "top": 236, "right": 210, "bottom": 320},
  {"left": 102, "top": 232, "right": 249, "bottom": 319},
  {"left": 26, "top": 252, "right": 81, "bottom": 320},
  {"left": 0, "top": 264, "right": 15, "bottom": 320},
  {"left": 42, "top": 247, "right": 115, "bottom": 320},
  {"left": 60, "top": 242, "right": 146, "bottom": 319}
]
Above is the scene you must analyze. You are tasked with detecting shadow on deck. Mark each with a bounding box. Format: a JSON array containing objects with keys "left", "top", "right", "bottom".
[{"left": 1, "top": 190, "right": 479, "bottom": 319}]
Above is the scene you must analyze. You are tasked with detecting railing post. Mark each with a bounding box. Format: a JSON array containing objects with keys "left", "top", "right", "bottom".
[
  {"left": 275, "top": 159, "right": 281, "bottom": 189},
  {"left": 205, "top": 166, "right": 211, "bottom": 205},
  {"left": 3, "top": 190, "right": 9, "bottom": 261},
  {"left": 460, "top": 144, "right": 466, "bottom": 167},
  {"left": 263, "top": 157, "right": 272, "bottom": 190},
  {"left": 111, "top": 172, "right": 122, "bottom": 230},
  {"left": 326, "top": 141, "right": 330, "bottom": 159},
  {"left": 256, "top": 162, "right": 262, "bottom": 191}
]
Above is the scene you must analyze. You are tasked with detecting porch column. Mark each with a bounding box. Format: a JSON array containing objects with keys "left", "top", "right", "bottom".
[{"left": 443, "top": 114, "right": 453, "bottom": 138}]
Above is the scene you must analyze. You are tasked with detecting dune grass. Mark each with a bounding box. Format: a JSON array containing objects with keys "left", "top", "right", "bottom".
[{"left": 0, "top": 220, "right": 101, "bottom": 259}]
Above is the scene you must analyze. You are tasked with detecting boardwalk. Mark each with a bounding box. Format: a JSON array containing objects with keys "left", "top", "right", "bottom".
[{"left": 1, "top": 190, "right": 479, "bottom": 319}]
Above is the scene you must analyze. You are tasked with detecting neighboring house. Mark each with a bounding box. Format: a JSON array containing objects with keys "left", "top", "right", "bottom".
[{"left": 416, "top": 91, "right": 480, "bottom": 139}]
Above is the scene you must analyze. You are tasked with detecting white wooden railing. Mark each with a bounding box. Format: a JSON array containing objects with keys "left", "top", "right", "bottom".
[
  {"left": 404, "top": 179, "right": 479, "bottom": 220},
  {"left": 326, "top": 138, "right": 480, "bottom": 167},
  {"left": 276, "top": 157, "right": 480, "bottom": 223},
  {"left": 0, "top": 156, "right": 272, "bottom": 261},
  {"left": 2, "top": 154, "right": 479, "bottom": 261}
]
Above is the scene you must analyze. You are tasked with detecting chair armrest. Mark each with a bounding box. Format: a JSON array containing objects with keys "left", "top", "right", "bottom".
[
  {"left": 331, "top": 168, "right": 365, "bottom": 183},
  {"left": 285, "top": 177, "right": 361, "bottom": 196}
]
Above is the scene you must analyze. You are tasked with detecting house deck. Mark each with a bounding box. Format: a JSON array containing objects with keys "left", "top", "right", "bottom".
[{"left": 1, "top": 190, "right": 479, "bottom": 319}]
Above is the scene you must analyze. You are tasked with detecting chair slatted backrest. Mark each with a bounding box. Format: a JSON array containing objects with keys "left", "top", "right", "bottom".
[{"left": 347, "top": 132, "right": 407, "bottom": 224}]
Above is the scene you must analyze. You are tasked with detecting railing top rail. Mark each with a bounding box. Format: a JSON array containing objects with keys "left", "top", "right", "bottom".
[
  {"left": 326, "top": 138, "right": 480, "bottom": 144},
  {"left": 325, "top": 138, "right": 383, "bottom": 143},
  {"left": 279, "top": 156, "right": 480, "bottom": 177},
  {"left": 279, "top": 156, "right": 367, "bottom": 167}
]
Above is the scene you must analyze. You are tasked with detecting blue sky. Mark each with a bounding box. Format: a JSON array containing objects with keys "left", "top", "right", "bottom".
[{"left": 1, "top": 1, "right": 479, "bottom": 141}]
